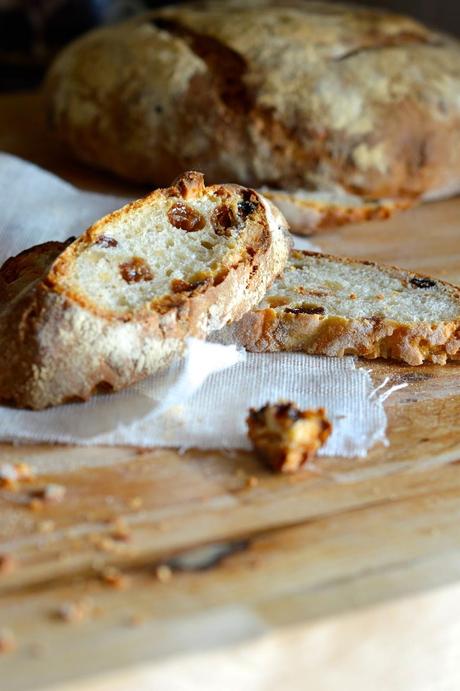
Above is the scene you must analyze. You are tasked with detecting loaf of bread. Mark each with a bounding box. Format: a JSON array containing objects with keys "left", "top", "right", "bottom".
[
  {"left": 46, "top": 0, "right": 460, "bottom": 233},
  {"left": 0, "top": 172, "right": 290, "bottom": 409},
  {"left": 234, "top": 251, "right": 460, "bottom": 365}
]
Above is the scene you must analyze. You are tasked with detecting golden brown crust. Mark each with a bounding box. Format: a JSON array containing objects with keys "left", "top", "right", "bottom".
[
  {"left": 235, "top": 251, "right": 460, "bottom": 366},
  {"left": 46, "top": 1, "right": 460, "bottom": 207},
  {"left": 247, "top": 402, "right": 332, "bottom": 473},
  {"left": 0, "top": 174, "right": 290, "bottom": 409}
]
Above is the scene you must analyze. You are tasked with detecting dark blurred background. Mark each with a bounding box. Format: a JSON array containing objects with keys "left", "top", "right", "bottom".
[{"left": 1, "top": 0, "right": 459, "bottom": 91}]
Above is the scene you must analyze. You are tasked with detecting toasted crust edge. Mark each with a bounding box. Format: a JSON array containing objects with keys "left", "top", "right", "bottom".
[{"left": 234, "top": 252, "right": 460, "bottom": 366}]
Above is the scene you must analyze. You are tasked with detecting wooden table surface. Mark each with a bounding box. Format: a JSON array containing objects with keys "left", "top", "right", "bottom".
[{"left": 1, "top": 91, "right": 460, "bottom": 691}]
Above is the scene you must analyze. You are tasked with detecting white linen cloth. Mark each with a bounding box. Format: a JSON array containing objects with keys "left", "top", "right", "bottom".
[{"left": 0, "top": 153, "right": 398, "bottom": 455}]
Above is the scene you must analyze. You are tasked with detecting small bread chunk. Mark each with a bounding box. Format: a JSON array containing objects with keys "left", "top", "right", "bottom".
[
  {"left": 0, "top": 172, "right": 290, "bottom": 409},
  {"left": 235, "top": 251, "right": 460, "bottom": 366},
  {"left": 247, "top": 403, "right": 332, "bottom": 473}
]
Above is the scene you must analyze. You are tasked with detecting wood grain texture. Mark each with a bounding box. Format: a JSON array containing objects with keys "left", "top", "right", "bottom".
[{"left": 1, "top": 90, "right": 460, "bottom": 690}]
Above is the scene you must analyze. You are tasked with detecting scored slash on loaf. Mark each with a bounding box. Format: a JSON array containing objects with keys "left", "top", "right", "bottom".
[
  {"left": 233, "top": 251, "right": 460, "bottom": 366},
  {"left": 0, "top": 172, "right": 291, "bottom": 409}
]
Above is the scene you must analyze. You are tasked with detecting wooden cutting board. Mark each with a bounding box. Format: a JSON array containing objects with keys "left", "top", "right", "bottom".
[{"left": 1, "top": 91, "right": 460, "bottom": 691}]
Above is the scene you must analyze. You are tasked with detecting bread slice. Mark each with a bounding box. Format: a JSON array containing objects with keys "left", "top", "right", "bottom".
[
  {"left": 234, "top": 251, "right": 460, "bottom": 365},
  {"left": 0, "top": 172, "right": 290, "bottom": 409},
  {"left": 260, "top": 189, "right": 413, "bottom": 236}
]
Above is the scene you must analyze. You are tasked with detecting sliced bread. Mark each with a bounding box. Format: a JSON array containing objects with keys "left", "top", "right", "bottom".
[
  {"left": 0, "top": 172, "right": 290, "bottom": 409},
  {"left": 260, "top": 189, "right": 413, "bottom": 236},
  {"left": 234, "top": 251, "right": 460, "bottom": 365}
]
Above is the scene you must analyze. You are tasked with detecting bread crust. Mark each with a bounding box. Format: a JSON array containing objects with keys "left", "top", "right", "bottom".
[
  {"left": 0, "top": 174, "right": 290, "bottom": 409},
  {"left": 46, "top": 1, "right": 460, "bottom": 207},
  {"left": 234, "top": 252, "right": 460, "bottom": 366}
]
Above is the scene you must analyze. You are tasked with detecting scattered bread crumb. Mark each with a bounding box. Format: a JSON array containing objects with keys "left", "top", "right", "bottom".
[
  {"left": 36, "top": 484, "right": 66, "bottom": 502},
  {"left": 155, "top": 564, "right": 173, "bottom": 583},
  {"left": 28, "top": 483, "right": 66, "bottom": 508},
  {"left": 15, "top": 462, "right": 34, "bottom": 482},
  {"left": 0, "top": 629, "right": 16, "bottom": 654},
  {"left": 0, "top": 464, "right": 19, "bottom": 489},
  {"left": 100, "top": 566, "right": 130, "bottom": 590},
  {"left": 0, "top": 554, "right": 16, "bottom": 575},
  {"left": 88, "top": 532, "right": 129, "bottom": 555},
  {"left": 0, "top": 462, "right": 34, "bottom": 489},
  {"left": 245, "top": 476, "right": 259, "bottom": 489},
  {"left": 54, "top": 598, "right": 94, "bottom": 623},
  {"left": 109, "top": 518, "right": 131, "bottom": 542},
  {"left": 247, "top": 402, "right": 332, "bottom": 473},
  {"left": 94, "top": 536, "right": 117, "bottom": 553}
]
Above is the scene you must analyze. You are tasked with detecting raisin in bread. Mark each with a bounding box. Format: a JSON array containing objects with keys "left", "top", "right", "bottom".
[
  {"left": 234, "top": 251, "right": 460, "bottom": 365},
  {"left": 0, "top": 172, "right": 290, "bottom": 409}
]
